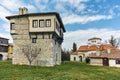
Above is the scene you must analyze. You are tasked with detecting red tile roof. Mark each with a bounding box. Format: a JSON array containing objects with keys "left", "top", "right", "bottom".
[
  {"left": 72, "top": 52, "right": 78, "bottom": 55},
  {"left": 78, "top": 44, "right": 118, "bottom": 52},
  {"left": 78, "top": 45, "right": 88, "bottom": 52},
  {"left": 89, "top": 50, "right": 120, "bottom": 59}
]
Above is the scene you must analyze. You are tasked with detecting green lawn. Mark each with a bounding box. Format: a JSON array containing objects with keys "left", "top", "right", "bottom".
[{"left": 0, "top": 61, "right": 120, "bottom": 80}]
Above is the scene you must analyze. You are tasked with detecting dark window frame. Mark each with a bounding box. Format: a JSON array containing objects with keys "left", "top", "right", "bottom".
[
  {"left": 32, "top": 38, "right": 37, "bottom": 43},
  {"left": 33, "top": 20, "right": 38, "bottom": 28},
  {"left": 46, "top": 19, "right": 51, "bottom": 27},
  {"left": 10, "top": 23, "right": 15, "bottom": 30},
  {"left": 74, "top": 57, "right": 76, "bottom": 61},
  {"left": 39, "top": 20, "right": 44, "bottom": 28},
  {"left": 116, "top": 59, "right": 120, "bottom": 64}
]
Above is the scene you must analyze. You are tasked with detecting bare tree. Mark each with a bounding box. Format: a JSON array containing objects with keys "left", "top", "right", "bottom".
[
  {"left": 109, "top": 35, "right": 120, "bottom": 48},
  {"left": 21, "top": 45, "right": 41, "bottom": 65}
]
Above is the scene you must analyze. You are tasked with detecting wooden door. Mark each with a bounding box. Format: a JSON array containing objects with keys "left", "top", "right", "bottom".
[{"left": 103, "top": 58, "right": 109, "bottom": 66}]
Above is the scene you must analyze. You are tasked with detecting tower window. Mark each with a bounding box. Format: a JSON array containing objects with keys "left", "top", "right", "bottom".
[
  {"left": 39, "top": 20, "right": 44, "bottom": 27},
  {"left": 46, "top": 19, "right": 51, "bottom": 27},
  {"left": 33, "top": 20, "right": 38, "bottom": 28},
  {"left": 32, "top": 38, "right": 37, "bottom": 43},
  {"left": 10, "top": 23, "right": 15, "bottom": 30}
]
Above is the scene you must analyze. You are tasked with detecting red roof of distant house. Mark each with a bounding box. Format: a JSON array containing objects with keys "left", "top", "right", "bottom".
[
  {"left": 72, "top": 52, "right": 78, "bottom": 55},
  {"left": 88, "top": 37, "right": 102, "bottom": 41},
  {"left": 77, "top": 44, "right": 118, "bottom": 52},
  {"left": 78, "top": 45, "right": 88, "bottom": 52},
  {"left": 89, "top": 50, "right": 120, "bottom": 59}
]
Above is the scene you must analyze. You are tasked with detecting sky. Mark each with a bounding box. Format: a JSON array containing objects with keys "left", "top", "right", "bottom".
[{"left": 0, "top": 0, "right": 120, "bottom": 50}]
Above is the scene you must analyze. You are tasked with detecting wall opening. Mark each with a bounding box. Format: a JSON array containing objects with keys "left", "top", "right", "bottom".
[
  {"left": 79, "top": 56, "right": 82, "bottom": 62},
  {"left": 74, "top": 57, "right": 76, "bottom": 61},
  {"left": 0, "top": 54, "right": 3, "bottom": 60}
]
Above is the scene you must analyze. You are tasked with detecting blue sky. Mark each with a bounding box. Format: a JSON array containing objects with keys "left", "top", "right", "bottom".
[{"left": 0, "top": 0, "right": 120, "bottom": 50}]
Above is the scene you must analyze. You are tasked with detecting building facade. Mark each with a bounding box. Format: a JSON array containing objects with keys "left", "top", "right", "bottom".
[
  {"left": 70, "top": 37, "right": 118, "bottom": 62},
  {"left": 89, "top": 50, "right": 120, "bottom": 67},
  {"left": 6, "top": 7, "right": 66, "bottom": 66},
  {"left": 0, "top": 37, "right": 9, "bottom": 60}
]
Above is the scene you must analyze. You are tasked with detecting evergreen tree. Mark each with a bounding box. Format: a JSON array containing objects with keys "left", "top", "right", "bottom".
[{"left": 72, "top": 42, "right": 77, "bottom": 52}]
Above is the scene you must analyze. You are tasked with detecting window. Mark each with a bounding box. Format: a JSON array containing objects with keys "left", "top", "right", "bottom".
[
  {"left": 10, "top": 23, "right": 15, "bottom": 30},
  {"left": 33, "top": 20, "right": 38, "bottom": 28},
  {"left": 74, "top": 57, "right": 76, "bottom": 61},
  {"left": 46, "top": 19, "right": 51, "bottom": 27},
  {"left": 39, "top": 20, "right": 44, "bottom": 27},
  {"left": 116, "top": 59, "right": 120, "bottom": 64},
  {"left": 32, "top": 38, "right": 37, "bottom": 43}
]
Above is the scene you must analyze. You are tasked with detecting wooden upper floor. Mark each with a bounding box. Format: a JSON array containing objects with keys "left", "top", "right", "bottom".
[{"left": 6, "top": 8, "right": 66, "bottom": 38}]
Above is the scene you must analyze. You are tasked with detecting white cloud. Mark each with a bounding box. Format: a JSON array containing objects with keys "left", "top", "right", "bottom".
[
  {"left": 0, "top": 6, "right": 12, "bottom": 22},
  {"left": 0, "top": 0, "right": 36, "bottom": 13},
  {"left": 60, "top": 0, "right": 88, "bottom": 5},
  {"left": 63, "top": 14, "right": 113, "bottom": 24},
  {"left": 34, "top": 0, "right": 49, "bottom": 11},
  {"left": 62, "top": 28, "right": 120, "bottom": 50},
  {"left": 60, "top": 0, "right": 88, "bottom": 12},
  {"left": 0, "top": 33, "right": 13, "bottom": 43},
  {"left": 109, "top": 5, "right": 120, "bottom": 16}
]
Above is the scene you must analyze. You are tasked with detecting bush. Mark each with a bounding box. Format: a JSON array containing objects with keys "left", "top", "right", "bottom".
[
  {"left": 85, "top": 57, "right": 90, "bottom": 64},
  {"left": 61, "top": 51, "right": 70, "bottom": 61}
]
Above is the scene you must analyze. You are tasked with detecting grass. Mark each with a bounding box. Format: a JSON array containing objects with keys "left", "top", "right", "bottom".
[{"left": 0, "top": 61, "right": 120, "bottom": 80}]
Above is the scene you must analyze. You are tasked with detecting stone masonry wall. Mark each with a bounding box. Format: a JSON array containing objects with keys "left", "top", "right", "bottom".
[{"left": 12, "top": 16, "right": 62, "bottom": 66}]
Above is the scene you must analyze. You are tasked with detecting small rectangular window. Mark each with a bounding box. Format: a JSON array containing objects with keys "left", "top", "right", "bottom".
[
  {"left": 46, "top": 19, "right": 51, "bottom": 27},
  {"left": 116, "top": 59, "right": 120, "bottom": 64},
  {"left": 74, "top": 57, "right": 76, "bottom": 61},
  {"left": 10, "top": 23, "right": 15, "bottom": 30},
  {"left": 32, "top": 38, "right": 37, "bottom": 43},
  {"left": 33, "top": 20, "right": 38, "bottom": 28},
  {"left": 39, "top": 20, "right": 44, "bottom": 27}
]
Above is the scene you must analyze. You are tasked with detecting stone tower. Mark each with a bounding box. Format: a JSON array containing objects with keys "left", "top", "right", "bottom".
[{"left": 6, "top": 8, "right": 66, "bottom": 66}]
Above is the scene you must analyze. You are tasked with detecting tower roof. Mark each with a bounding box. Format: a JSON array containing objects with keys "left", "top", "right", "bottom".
[{"left": 88, "top": 37, "right": 102, "bottom": 41}]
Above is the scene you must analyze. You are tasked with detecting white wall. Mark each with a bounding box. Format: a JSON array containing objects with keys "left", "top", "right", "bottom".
[
  {"left": 70, "top": 51, "right": 97, "bottom": 62},
  {"left": 88, "top": 39, "right": 101, "bottom": 46},
  {"left": 90, "top": 58, "right": 103, "bottom": 66},
  {"left": 70, "top": 55, "right": 81, "bottom": 62},
  {"left": 109, "top": 59, "right": 120, "bottom": 67}
]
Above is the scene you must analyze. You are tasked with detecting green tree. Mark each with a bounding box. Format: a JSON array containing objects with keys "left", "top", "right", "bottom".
[
  {"left": 61, "top": 50, "right": 70, "bottom": 61},
  {"left": 109, "top": 35, "right": 120, "bottom": 48},
  {"left": 72, "top": 42, "right": 77, "bottom": 52}
]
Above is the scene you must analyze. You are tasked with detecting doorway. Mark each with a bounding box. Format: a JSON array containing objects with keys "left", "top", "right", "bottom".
[
  {"left": 103, "top": 58, "right": 109, "bottom": 66},
  {"left": 79, "top": 56, "right": 82, "bottom": 62},
  {"left": 0, "top": 54, "right": 3, "bottom": 60}
]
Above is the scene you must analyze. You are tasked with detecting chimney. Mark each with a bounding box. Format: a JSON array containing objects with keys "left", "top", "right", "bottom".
[
  {"left": 19, "top": 7, "right": 28, "bottom": 15},
  {"left": 19, "top": 8, "right": 23, "bottom": 15},
  {"left": 23, "top": 7, "right": 28, "bottom": 14}
]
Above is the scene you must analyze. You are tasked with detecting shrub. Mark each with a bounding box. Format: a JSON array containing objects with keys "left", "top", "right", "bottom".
[{"left": 85, "top": 57, "right": 90, "bottom": 64}]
